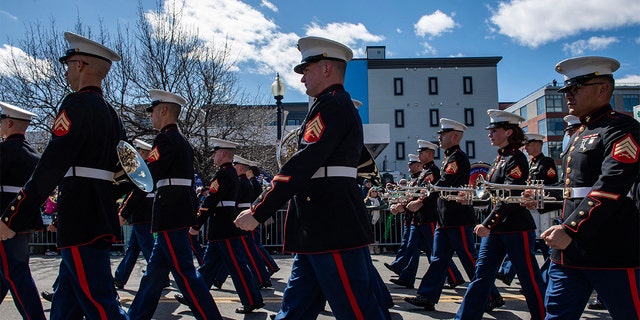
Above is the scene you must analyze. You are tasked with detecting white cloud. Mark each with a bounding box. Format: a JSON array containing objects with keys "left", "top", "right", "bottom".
[
  {"left": 396, "top": 28, "right": 402, "bottom": 34},
  {"left": 414, "top": 10, "right": 456, "bottom": 38},
  {"left": 260, "top": 0, "right": 278, "bottom": 13},
  {"left": 0, "top": 10, "right": 17, "bottom": 21},
  {"left": 0, "top": 44, "right": 52, "bottom": 79},
  {"left": 489, "top": 0, "right": 640, "bottom": 48},
  {"left": 563, "top": 36, "right": 619, "bottom": 55},
  {"left": 617, "top": 74, "right": 640, "bottom": 85},
  {"left": 636, "top": 37, "right": 640, "bottom": 45},
  {"left": 147, "top": 0, "right": 385, "bottom": 96},
  {"left": 420, "top": 42, "right": 437, "bottom": 55}
]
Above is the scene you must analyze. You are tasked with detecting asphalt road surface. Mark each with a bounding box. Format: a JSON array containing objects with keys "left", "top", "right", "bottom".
[{"left": 2, "top": 251, "right": 611, "bottom": 319}]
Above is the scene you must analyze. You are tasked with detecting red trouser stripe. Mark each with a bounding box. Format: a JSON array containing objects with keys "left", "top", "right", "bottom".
[
  {"left": 520, "top": 232, "right": 545, "bottom": 318},
  {"left": 162, "top": 232, "right": 208, "bottom": 319},
  {"left": 627, "top": 269, "right": 640, "bottom": 317},
  {"left": 331, "top": 252, "right": 364, "bottom": 320},
  {"left": 225, "top": 239, "right": 255, "bottom": 305},
  {"left": 240, "top": 236, "right": 264, "bottom": 283},
  {"left": 0, "top": 242, "right": 31, "bottom": 320},
  {"left": 70, "top": 246, "right": 108, "bottom": 320}
]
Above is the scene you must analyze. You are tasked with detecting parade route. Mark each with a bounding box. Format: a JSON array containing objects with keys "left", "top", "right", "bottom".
[{"left": 3, "top": 252, "right": 611, "bottom": 319}]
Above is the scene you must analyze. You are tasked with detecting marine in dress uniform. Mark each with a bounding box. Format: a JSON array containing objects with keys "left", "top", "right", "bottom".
[
  {"left": 0, "top": 102, "right": 46, "bottom": 319},
  {"left": 235, "top": 36, "right": 390, "bottom": 320},
  {"left": 246, "top": 164, "right": 280, "bottom": 276},
  {"left": 127, "top": 89, "right": 221, "bottom": 320},
  {"left": 541, "top": 56, "right": 640, "bottom": 319},
  {"left": 456, "top": 110, "right": 546, "bottom": 320},
  {"left": 0, "top": 32, "right": 130, "bottom": 320},
  {"left": 405, "top": 118, "right": 503, "bottom": 311},
  {"left": 233, "top": 156, "right": 273, "bottom": 288},
  {"left": 497, "top": 133, "right": 561, "bottom": 285},
  {"left": 181, "top": 139, "right": 264, "bottom": 314},
  {"left": 113, "top": 139, "right": 157, "bottom": 289},
  {"left": 391, "top": 140, "right": 464, "bottom": 289}
]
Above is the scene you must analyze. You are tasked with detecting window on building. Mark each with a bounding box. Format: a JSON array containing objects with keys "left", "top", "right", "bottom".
[
  {"left": 395, "top": 109, "right": 404, "bottom": 128},
  {"left": 464, "top": 108, "right": 474, "bottom": 126},
  {"left": 519, "top": 106, "right": 527, "bottom": 118},
  {"left": 428, "top": 77, "right": 438, "bottom": 95},
  {"left": 623, "top": 94, "right": 639, "bottom": 112},
  {"left": 396, "top": 142, "right": 405, "bottom": 160},
  {"left": 547, "top": 118, "right": 564, "bottom": 136},
  {"left": 536, "top": 97, "right": 545, "bottom": 115},
  {"left": 548, "top": 141, "right": 563, "bottom": 160},
  {"left": 546, "top": 94, "right": 564, "bottom": 112},
  {"left": 537, "top": 119, "right": 547, "bottom": 136},
  {"left": 429, "top": 109, "right": 439, "bottom": 127},
  {"left": 394, "top": 78, "right": 403, "bottom": 95},
  {"left": 522, "top": 126, "right": 528, "bottom": 133},
  {"left": 466, "top": 141, "right": 476, "bottom": 159},
  {"left": 463, "top": 76, "right": 473, "bottom": 94}
]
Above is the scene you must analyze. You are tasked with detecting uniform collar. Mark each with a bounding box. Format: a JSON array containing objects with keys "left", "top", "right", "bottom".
[
  {"left": 77, "top": 86, "right": 103, "bottom": 95},
  {"left": 160, "top": 123, "right": 178, "bottom": 133},
  {"left": 444, "top": 145, "right": 461, "bottom": 156},
  {"left": 498, "top": 145, "right": 518, "bottom": 156},
  {"left": 530, "top": 153, "right": 543, "bottom": 163},
  {"left": 422, "top": 161, "right": 435, "bottom": 169},
  {"left": 581, "top": 104, "right": 613, "bottom": 124},
  {"left": 220, "top": 162, "right": 233, "bottom": 168},
  {"left": 316, "top": 84, "right": 345, "bottom": 99}
]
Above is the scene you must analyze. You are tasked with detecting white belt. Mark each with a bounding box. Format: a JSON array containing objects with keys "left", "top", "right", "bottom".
[
  {"left": 237, "top": 202, "right": 251, "bottom": 208},
  {"left": 0, "top": 185, "right": 21, "bottom": 193},
  {"left": 146, "top": 193, "right": 156, "bottom": 198},
  {"left": 565, "top": 187, "right": 591, "bottom": 198},
  {"left": 156, "top": 178, "right": 192, "bottom": 188},
  {"left": 217, "top": 201, "right": 236, "bottom": 207},
  {"left": 311, "top": 166, "right": 357, "bottom": 179},
  {"left": 64, "top": 166, "right": 114, "bottom": 182}
]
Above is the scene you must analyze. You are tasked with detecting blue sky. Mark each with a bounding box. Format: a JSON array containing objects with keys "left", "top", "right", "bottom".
[{"left": 1, "top": 0, "right": 639, "bottom": 104}]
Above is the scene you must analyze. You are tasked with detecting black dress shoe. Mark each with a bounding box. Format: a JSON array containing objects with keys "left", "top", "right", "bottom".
[
  {"left": 404, "top": 295, "right": 435, "bottom": 311},
  {"left": 113, "top": 279, "right": 125, "bottom": 290},
  {"left": 212, "top": 280, "right": 223, "bottom": 290},
  {"left": 443, "top": 279, "right": 465, "bottom": 289},
  {"left": 235, "top": 302, "right": 265, "bottom": 314},
  {"left": 41, "top": 290, "right": 53, "bottom": 302},
  {"left": 389, "top": 278, "right": 414, "bottom": 289},
  {"left": 174, "top": 294, "right": 188, "bottom": 306},
  {"left": 258, "top": 280, "right": 272, "bottom": 289},
  {"left": 269, "top": 314, "right": 276, "bottom": 320},
  {"left": 495, "top": 273, "right": 512, "bottom": 286},
  {"left": 587, "top": 299, "right": 606, "bottom": 310},
  {"left": 269, "top": 267, "right": 280, "bottom": 276},
  {"left": 383, "top": 262, "right": 400, "bottom": 275},
  {"left": 485, "top": 296, "right": 505, "bottom": 312}
]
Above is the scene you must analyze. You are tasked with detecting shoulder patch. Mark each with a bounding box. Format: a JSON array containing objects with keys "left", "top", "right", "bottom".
[
  {"left": 424, "top": 173, "right": 434, "bottom": 182},
  {"left": 303, "top": 113, "right": 325, "bottom": 143},
  {"left": 445, "top": 161, "right": 458, "bottom": 174},
  {"left": 53, "top": 110, "right": 71, "bottom": 136},
  {"left": 612, "top": 134, "right": 639, "bottom": 164},
  {"left": 509, "top": 166, "right": 523, "bottom": 179},
  {"left": 209, "top": 179, "right": 220, "bottom": 193},
  {"left": 148, "top": 146, "right": 160, "bottom": 162}
]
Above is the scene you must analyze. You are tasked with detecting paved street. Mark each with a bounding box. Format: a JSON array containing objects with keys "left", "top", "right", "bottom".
[{"left": 3, "top": 252, "right": 611, "bottom": 319}]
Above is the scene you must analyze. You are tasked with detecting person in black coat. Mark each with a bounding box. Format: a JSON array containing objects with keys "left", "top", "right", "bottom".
[{"left": 0, "top": 102, "right": 45, "bottom": 319}]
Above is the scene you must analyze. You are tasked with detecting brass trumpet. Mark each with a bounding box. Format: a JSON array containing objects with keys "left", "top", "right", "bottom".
[
  {"left": 475, "top": 176, "right": 564, "bottom": 209},
  {"left": 423, "top": 182, "right": 481, "bottom": 205}
]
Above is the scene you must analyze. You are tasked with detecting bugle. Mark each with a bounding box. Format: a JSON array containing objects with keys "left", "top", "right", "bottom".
[{"left": 475, "top": 176, "right": 564, "bottom": 209}]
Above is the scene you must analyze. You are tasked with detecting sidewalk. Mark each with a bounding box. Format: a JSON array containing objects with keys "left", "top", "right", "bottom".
[{"left": 3, "top": 253, "right": 610, "bottom": 319}]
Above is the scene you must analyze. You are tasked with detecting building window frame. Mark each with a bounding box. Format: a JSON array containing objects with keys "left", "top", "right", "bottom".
[
  {"left": 394, "top": 78, "right": 403, "bottom": 96},
  {"left": 623, "top": 94, "right": 639, "bottom": 112},
  {"left": 395, "top": 142, "right": 405, "bottom": 160},
  {"left": 466, "top": 141, "right": 476, "bottom": 159},
  {"left": 429, "top": 109, "right": 439, "bottom": 127},
  {"left": 395, "top": 109, "right": 404, "bottom": 128},
  {"left": 463, "top": 76, "right": 473, "bottom": 94},
  {"left": 545, "top": 94, "right": 564, "bottom": 112},
  {"left": 428, "top": 77, "right": 438, "bottom": 95},
  {"left": 464, "top": 108, "right": 474, "bottom": 126}
]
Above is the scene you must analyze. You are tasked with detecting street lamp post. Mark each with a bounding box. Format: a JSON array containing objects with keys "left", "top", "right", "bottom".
[{"left": 271, "top": 73, "right": 286, "bottom": 142}]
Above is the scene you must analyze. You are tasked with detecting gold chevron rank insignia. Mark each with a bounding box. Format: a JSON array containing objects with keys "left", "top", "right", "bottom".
[
  {"left": 509, "top": 166, "right": 523, "bottom": 179},
  {"left": 547, "top": 167, "right": 557, "bottom": 178},
  {"left": 612, "top": 134, "right": 639, "bottom": 164},
  {"left": 53, "top": 110, "right": 71, "bottom": 136},
  {"left": 209, "top": 179, "right": 220, "bottom": 193},
  {"left": 303, "top": 113, "right": 325, "bottom": 143},
  {"left": 148, "top": 147, "right": 160, "bottom": 162},
  {"left": 445, "top": 161, "right": 458, "bottom": 174}
]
